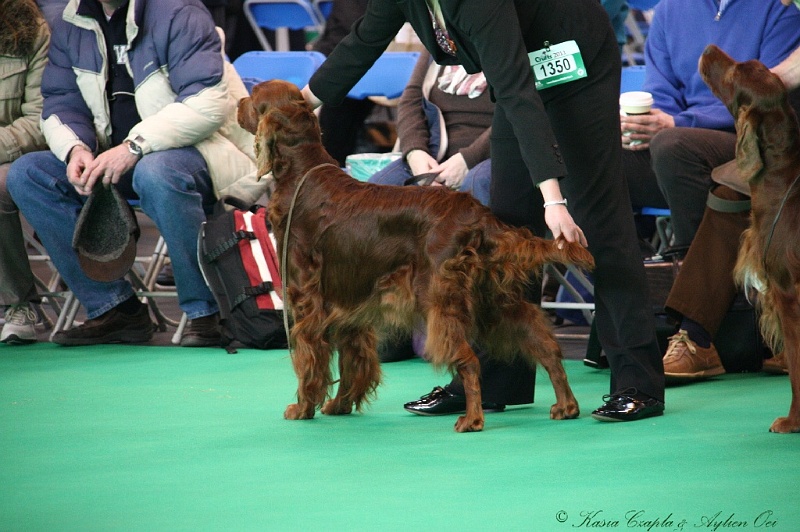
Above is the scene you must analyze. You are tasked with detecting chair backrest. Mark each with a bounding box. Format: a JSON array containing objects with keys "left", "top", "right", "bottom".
[
  {"left": 243, "top": 0, "right": 325, "bottom": 51},
  {"left": 627, "top": 0, "right": 660, "bottom": 11},
  {"left": 313, "top": 0, "right": 332, "bottom": 18},
  {"left": 233, "top": 51, "right": 326, "bottom": 91},
  {"left": 347, "top": 52, "right": 420, "bottom": 100},
  {"left": 620, "top": 65, "right": 647, "bottom": 94}
]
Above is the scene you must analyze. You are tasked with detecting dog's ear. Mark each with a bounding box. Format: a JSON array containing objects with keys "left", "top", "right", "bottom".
[
  {"left": 735, "top": 106, "right": 765, "bottom": 183},
  {"left": 237, "top": 96, "right": 260, "bottom": 134},
  {"left": 255, "top": 112, "right": 278, "bottom": 177}
]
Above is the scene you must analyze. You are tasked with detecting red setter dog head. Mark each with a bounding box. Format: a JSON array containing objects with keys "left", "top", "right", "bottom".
[
  {"left": 238, "top": 80, "right": 325, "bottom": 179},
  {"left": 699, "top": 44, "right": 800, "bottom": 185}
]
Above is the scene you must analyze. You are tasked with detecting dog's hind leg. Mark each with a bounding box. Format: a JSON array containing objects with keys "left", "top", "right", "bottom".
[
  {"left": 322, "top": 327, "right": 382, "bottom": 415},
  {"left": 517, "top": 304, "right": 580, "bottom": 420},
  {"left": 769, "top": 293, "right": 800, "bottom": 433},
  {"left": 426, "top": 312, "right": 484, "bottom": 433}
]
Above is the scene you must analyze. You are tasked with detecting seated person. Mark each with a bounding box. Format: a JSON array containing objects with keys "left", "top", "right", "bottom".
[
  {"left": 368, "top": 50, "right": 493, "bottom": 207},
  {"left": 619, "top": 0, "right": 800, "bottom": 248},
  {"left": 0, "top": 0, "right": 49, "bottom": 345},
  {"left": 7, "top": 0, "right": 262, "bottom": 347},
  {"left": 660, "top": 184, "right": 755, "bottom": 381}
]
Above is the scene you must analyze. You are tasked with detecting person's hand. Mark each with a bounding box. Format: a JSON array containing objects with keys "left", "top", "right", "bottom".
[
  {"left": 406, "top": 149, "right": 438, "bottom": 176},
  {"left": 620, "top": 108, "right": 675, "bottom": 151},
  {"left": 76, "top": 144, "right": 139, "bottom": 195},
  {"left": 66, "top": 146, "right": 95, "bottom": 196},
  {"left": 544, "top": 204, "right": 588, "bottom": 246},
  {"left": 301, "top": 84, "right": 322, "bottom": 109},
  {"left": 538, "top": 178, "right": 588, "bottom": 246},
  {"left": 431, "top": 153, "right": 469, "bottom": 189}
]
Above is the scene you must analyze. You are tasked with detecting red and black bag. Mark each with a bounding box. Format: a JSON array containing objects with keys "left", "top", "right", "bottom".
[{"left": 198, "top": 196, "right": 287, "bottom": 351}]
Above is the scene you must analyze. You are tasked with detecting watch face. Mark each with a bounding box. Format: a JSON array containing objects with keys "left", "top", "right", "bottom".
[{"left": 127, "top": 141, "right": 142, "bottom": 156}]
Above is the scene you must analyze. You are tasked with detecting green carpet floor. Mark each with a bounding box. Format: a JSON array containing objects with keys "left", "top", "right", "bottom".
[{"left": 1, "top": 343, "right": 799, "bottom": 531}]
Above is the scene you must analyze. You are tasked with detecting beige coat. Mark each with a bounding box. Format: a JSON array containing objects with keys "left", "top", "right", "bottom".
[{"left": 0, "top": 5, "right": 49, "bottom": 164}]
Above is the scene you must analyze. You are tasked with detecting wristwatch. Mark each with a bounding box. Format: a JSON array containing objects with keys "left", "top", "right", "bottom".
[{"left": 125, "top": 138, "right": 143, "bottom": 159}]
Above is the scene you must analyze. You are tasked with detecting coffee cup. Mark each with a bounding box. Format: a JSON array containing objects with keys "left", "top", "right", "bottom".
[
  {"left": 620, "top": 91, "right": 653, "bottom": 146},
  {"left": 620, "top": 91, "right": 653, "bottom": 115}
]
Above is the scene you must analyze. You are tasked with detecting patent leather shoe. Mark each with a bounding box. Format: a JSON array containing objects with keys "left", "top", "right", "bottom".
[
  {"left": 404, "top": 386, "right": 505, "bottom": 416},
  {"left": 591, "top": 388, "right": 664, "bottom": 422}
]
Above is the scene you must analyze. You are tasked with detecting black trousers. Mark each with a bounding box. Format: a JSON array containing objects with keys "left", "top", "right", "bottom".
[{"left": 450, "top": 28, "right": 665, "bottom": 404}]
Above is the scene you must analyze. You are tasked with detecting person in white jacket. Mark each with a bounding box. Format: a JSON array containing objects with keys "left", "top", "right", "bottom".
[
  {"left": 7, "top": 0, "right": 263, "bottom": 347},
  {"left": 0, "top": 0, "right": 50, "bottom": 345}
]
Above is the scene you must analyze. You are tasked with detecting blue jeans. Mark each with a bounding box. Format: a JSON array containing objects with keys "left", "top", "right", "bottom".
[
  {"left": 7, "top": 148, "right": 219, "bottom": 320},
  {"left": 368, "top": 158, "right": 491, "bottom": 206}
]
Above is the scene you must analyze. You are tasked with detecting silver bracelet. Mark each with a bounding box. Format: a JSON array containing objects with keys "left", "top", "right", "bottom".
[{"left": 543, "top": 198, "right": 568, "bottom": 208}]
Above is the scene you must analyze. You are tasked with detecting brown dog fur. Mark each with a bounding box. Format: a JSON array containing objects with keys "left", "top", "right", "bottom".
[
  {"left": 700, "top": 45, "right": 800, "bottom": 433},
  {"left": 238, "top": 80, "right": 595, "bottom": 432}
]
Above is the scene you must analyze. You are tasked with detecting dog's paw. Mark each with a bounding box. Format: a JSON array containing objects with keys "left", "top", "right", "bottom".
[
  {"left": 454, "top": 414, "right": 484, "bottom": 432},
  {"left": 284, "top": 403, "right": 315, "bottom": 420},
  {"left": 321, "top": 399, "right": 353, "bottom": 416},
  {"left": 550, "top": 402, "right": 580, "bottom": 420},
  {"left": 769, "top": 416, "right": 800, "bottom": 433}
]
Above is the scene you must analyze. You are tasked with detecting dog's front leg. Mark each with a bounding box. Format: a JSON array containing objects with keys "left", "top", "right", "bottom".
[
  {"left": 284, "top": 288, "right": 334, "bottom": 420},
  {"left": 769, "top": 300, "right": 800, "bottom": 433},
  {"left": 284, "top": 332, "right": 332, "bottom": 420}
]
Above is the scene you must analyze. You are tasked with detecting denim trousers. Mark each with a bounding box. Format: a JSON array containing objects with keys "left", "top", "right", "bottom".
[
  {"left": 368, "top": 158, "right": 491, "bottom": 206},
  {"left": 7, "top": 148, "right": 219, "bottom": 320}
]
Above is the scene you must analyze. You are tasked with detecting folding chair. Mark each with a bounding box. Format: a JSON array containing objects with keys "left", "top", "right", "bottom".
[
  {"left": 620, "top": 64, "right": 647, "bottom": 94},
  {"left": 232, "top": 50, "right": 326, "bottom": 92},
  {"left": 622, "top": 0, "right": 658, "bottom": 66},
  {"left": 346, "top": 52, "right": 420, "bottom": 100},
  {"left": 639, "top": 206, "right": 672, "bottom": 256},
  {"left": 242, "top": 0, "right": 325, "bottom": 51},
  {"left": 312, "top": 0, "right": 332, "bottom": 19},
  {"left": 22, "top": 226, "right": 69, "bottom": 330}
]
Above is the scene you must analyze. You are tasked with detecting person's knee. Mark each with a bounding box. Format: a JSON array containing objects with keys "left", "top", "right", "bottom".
[
  {"left": 5, "top": 155, "right": 36, "bottom": 202},
  {"left": 649, "top": 128, "right": 685, "bottom": 163}
]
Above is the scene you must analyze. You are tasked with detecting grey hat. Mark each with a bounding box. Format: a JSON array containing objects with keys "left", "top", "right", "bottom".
[{"left": 72, "top": 184, "right": 140, "bottom": 282}]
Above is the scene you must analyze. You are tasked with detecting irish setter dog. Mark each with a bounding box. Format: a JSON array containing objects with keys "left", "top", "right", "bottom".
[
  {"left": 700, "top": 45, "right": 800, "bottom": 433},
  {"left": 237, "top": 80, "right": 594, "bottom": 432}
]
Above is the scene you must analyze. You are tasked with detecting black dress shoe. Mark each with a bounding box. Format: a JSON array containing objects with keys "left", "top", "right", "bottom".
[
  {"left": 591, "top": 388, "right": 665, "bottom": 422},
  {"left": 404, "top": 386, "right": 506, "bottom": 416}
]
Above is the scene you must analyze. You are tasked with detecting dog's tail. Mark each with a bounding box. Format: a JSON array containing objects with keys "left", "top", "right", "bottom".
[{"left": 491, "top": 229, "right": 595, "bottom": 281}]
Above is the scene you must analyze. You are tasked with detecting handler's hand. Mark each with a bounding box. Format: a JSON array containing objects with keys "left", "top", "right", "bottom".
[
  {"left": 545, "top": 204, "right": 588, "bottom": 247},
  {"left": 301, "top": 84, "right": 322, "bottom": 109}
]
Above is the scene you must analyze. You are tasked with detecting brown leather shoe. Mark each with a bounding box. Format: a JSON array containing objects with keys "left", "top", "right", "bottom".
[
  {"left": 52, "top": 302, "right": 154, "bottom": 346},
  {"left": 663, "top": 329, "right": 725, "bottom": 383},
  {"left": 180, "top": 312, "right": 221, "bottom": 347},
  {"left": 762, "top": 352, "right": 789, "bottom": 375}
]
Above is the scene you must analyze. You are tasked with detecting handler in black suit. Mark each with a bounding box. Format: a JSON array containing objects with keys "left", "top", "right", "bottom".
[
  {"left": 311, "top": 0, "right": 373, "bottom": 167},
  {"left": 302, "top": 0, "right": 665, "bottom": 422}
]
